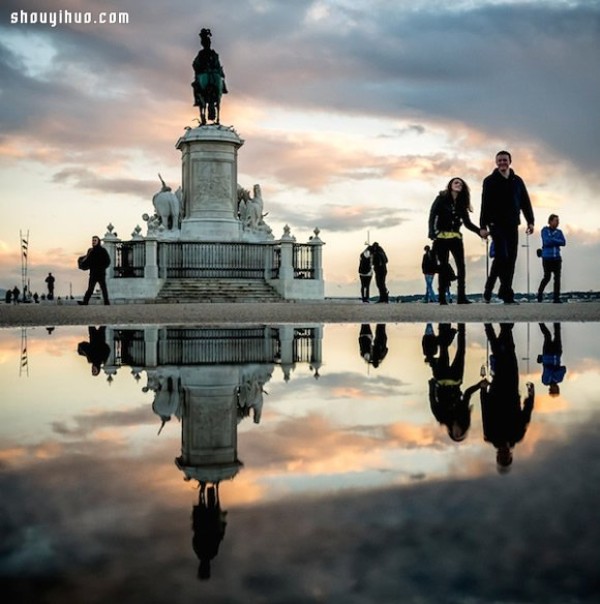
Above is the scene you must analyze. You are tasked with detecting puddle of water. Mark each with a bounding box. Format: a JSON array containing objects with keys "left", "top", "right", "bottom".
[{"left": 1, "top": 323, "right": 599, "bottom": 603}]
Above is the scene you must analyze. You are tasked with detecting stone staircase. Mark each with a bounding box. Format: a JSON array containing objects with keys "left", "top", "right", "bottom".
[{"left": 156, "top": 278, "right": 284, "bottom": 303}]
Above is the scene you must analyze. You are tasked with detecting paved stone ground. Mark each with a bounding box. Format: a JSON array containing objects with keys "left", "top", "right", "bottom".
[{"left": 1, "top": 300, "right": 599, "bottom": 327}]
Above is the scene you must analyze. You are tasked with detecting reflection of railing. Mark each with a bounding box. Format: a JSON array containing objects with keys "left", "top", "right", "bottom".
[
  {"left": 114, "top": 242, "right": 146, "bottom": 278},
  {"left": 157, "top": 242, "right": 279, "bottom": 279},
  {"left": 114, "top": 329, "right": 146, "bottom": 366},
  {"left": 108, "top": 326, "right": 320, "bottom": 367},
  {"left": 158, "top": 328, "right": 279, "bottom": 364},
  {"left": 293, "top": 244, "right": 315, "bottom": 279},
  {"left": 109, "top": 241, "right": 320, "bottom": 281},
  {"left": 293, "top": 327, "right": 317, "bottom": 363}
]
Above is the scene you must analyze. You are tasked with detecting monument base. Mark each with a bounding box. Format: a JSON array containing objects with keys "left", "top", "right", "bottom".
[
  {"left": 177, "top": 125, "right": 244, "bottom": 243},
  {"left": 180, "top": 217, "right": 241, "bottom": 240}
]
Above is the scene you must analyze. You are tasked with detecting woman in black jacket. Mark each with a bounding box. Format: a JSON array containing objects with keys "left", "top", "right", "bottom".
[{"left": 428, "top": 177, "right": 485, "bottom": 304}]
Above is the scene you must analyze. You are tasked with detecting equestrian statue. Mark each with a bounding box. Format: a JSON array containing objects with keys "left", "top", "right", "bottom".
[{"left": 192, "top": 28, "right": 228, "bottom": 125}]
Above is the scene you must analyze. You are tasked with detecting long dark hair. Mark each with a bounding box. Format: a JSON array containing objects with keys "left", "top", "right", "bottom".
[{"left": 445, "top": 177, "right": 472, "bottom": 212}]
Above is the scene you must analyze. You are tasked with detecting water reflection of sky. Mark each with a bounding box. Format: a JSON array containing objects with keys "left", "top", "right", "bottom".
[{"left": 1, "top": 323, "right": 599, "bottom": 603}]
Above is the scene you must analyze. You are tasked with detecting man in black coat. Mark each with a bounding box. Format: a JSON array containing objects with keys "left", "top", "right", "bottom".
[
  {"left": 480, "top": 151, "right": 534, "bottom": 304},
  {"left": 370, "top": 242, "right": 389, "bottom": 303},
  {"left": 79, "top": 235, "right": 111, "bottom": 305}
]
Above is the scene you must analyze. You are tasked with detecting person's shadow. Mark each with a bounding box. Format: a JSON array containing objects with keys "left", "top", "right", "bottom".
[
  {"left": 538, "top": 323, "right": 567, "bottom": 397},
  {"left": 427, "top": 323, "right": 486, "bottom": 442},
  {"left": 77, "top": 326, "right": 110, "bottom": 376},
  {"left": 481, "top": 323, "right": 535, "bottom": 473}
]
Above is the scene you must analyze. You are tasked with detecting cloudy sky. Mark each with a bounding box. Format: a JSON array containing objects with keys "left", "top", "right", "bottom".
[{"left": 1, "top": 0, "right": 599, "bottom": 298}]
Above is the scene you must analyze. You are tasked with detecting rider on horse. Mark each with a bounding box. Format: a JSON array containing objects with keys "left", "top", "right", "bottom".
[{"left": 192, "top": 28, "right": 228, "bottom": 125}]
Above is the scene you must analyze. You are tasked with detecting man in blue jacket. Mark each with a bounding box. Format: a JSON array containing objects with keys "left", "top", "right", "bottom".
[
  {"left": 536, "top": 214, "right": 566, "bottom": 303},
  {"left": 480, "top": 151, "right": 535, "bottom": 304}
]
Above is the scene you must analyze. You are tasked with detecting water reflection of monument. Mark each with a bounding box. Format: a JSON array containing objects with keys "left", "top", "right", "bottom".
[{"left": 103, "top": 324, "right": 322, "bottom": 578}]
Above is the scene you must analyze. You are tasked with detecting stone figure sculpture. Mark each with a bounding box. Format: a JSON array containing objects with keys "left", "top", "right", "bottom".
[
  {"left": 237, "top": 367, "right": 271, "bottom": 424},
  {"left": 151, "top": 174, "right": 182, "bottom": 231},
  {"left": 192, "top": 28, "right": 228, "bottom": 125},
  {"left": 237, "top": 184, "right": 273, "bottom": 238}
]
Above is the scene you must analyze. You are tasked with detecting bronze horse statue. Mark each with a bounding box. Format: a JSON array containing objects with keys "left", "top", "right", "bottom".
[{"left": 192, "top": 28, "right": 228, "bottom": 125}]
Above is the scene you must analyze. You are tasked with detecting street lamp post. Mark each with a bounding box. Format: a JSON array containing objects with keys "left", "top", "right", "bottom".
[{"left": 522, "top": 232, "right": 530, "bottom": 301}]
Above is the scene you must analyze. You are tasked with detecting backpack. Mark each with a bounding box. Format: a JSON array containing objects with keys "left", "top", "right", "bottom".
[{"left": 359, "top": 252, "right": 372, "bottom": 275}]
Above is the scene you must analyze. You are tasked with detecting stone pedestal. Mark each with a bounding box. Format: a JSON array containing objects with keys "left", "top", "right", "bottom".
[{"left": 176, "top": 125, "right": 243, "bottom": 241}]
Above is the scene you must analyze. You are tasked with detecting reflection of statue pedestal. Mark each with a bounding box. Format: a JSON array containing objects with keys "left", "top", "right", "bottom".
[
  {"left": 177, "top": 125, "right": 243, "bottom": 241},
  {"left": 176, "top": 366, "right": 242, "bottom": 483}
]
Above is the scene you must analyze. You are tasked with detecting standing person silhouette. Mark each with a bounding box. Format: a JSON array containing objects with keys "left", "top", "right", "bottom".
[
  {"left": 45, "top": 272, "right": 55, "bottom": 300},
  {"left": 421, "top": 245, "right": 438, "bottom": 303},
  {"left": 480, "top": 151, "right": 535, "bottom": 304},
  {"left": 370, "top": 242, "right": 389, "bottom": 303},
  {"left": 536, "top": 214, "right": 566, "bottom": 303},
  {"left": 428, "top": 177, "right": 485, "bottom": 305},
  {"left": 358, "top": 246, "right": 373, "bottom": 303}
]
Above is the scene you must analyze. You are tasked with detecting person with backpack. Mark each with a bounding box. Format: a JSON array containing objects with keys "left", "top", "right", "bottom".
[{"left": 358, "top": 246, "right": 373, "bottom": 303}]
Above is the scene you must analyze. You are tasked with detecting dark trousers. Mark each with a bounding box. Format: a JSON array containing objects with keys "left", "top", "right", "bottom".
[
  {"left": 485, "top": 227, "right": 519, "bottom": 302},
  {"left": 538, "top": 258, "right": 561, "bottom": 301},
  {"left": 433, "top": 237, "right": 467, "bottom": 302},
  {"left": 359, "top": 275, "right": 372, "bottom": 301},
  {"left": 374, "top": 270, "right": 388, "bottom": 302},
  {"left": 83, "top": 272, "right": 110, "bottom": 305}
]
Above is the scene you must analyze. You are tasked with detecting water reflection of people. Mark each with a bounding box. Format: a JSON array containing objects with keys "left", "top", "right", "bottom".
[
  {"left": 192, "top": 482, "right": 227, "bottom": 580},
  {"left": 358, "top": 324, "right": 388, "bottom": 368},
  {"left": 481, "top": 323, "right": 535, "bottom": 472},
  {"left": 537, "top": 323, "right": 566, "bottom": 396},
  {"left": 427, "top": 324, "right": 486, "bottom": 442},
  {"left": 77, "top": 326, "right": 110, "bottom": 376},
  {"left": 422, "top": 323, "right": 438, "bottom": 364}
]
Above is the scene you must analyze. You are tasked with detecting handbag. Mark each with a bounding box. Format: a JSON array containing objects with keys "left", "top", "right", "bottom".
[{"left": 77, "top": 255, "right": 89, "bottom": 270}]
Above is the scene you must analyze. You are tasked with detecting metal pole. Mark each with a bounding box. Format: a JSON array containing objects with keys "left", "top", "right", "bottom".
[
  {"left": 20, "top": 230, "right": 29, "bottom": 301},
  {"left": 485, "top": 237, "right": 489, "bottom": 279},
  {"left": 527, "top": 232, "right": 530, "bottom": 300},
  {"left": 522, "top": 232, "right": 530, "bottom": 301}
]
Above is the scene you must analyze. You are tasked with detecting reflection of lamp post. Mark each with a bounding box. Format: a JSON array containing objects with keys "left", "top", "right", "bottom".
[{"left": 522, "top": 322, "right": 531, "bottom": 375}]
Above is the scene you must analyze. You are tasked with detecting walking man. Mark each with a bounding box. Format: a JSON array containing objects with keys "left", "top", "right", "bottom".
[
  {"left": 78, "top": 235, "right": 111, "bottom": 305},
  {"left": 536, "top": 214, "right": 565, "bottom": 303},
  {"left": 480, "top": 151, "right": 534, "bottom": 304}
]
